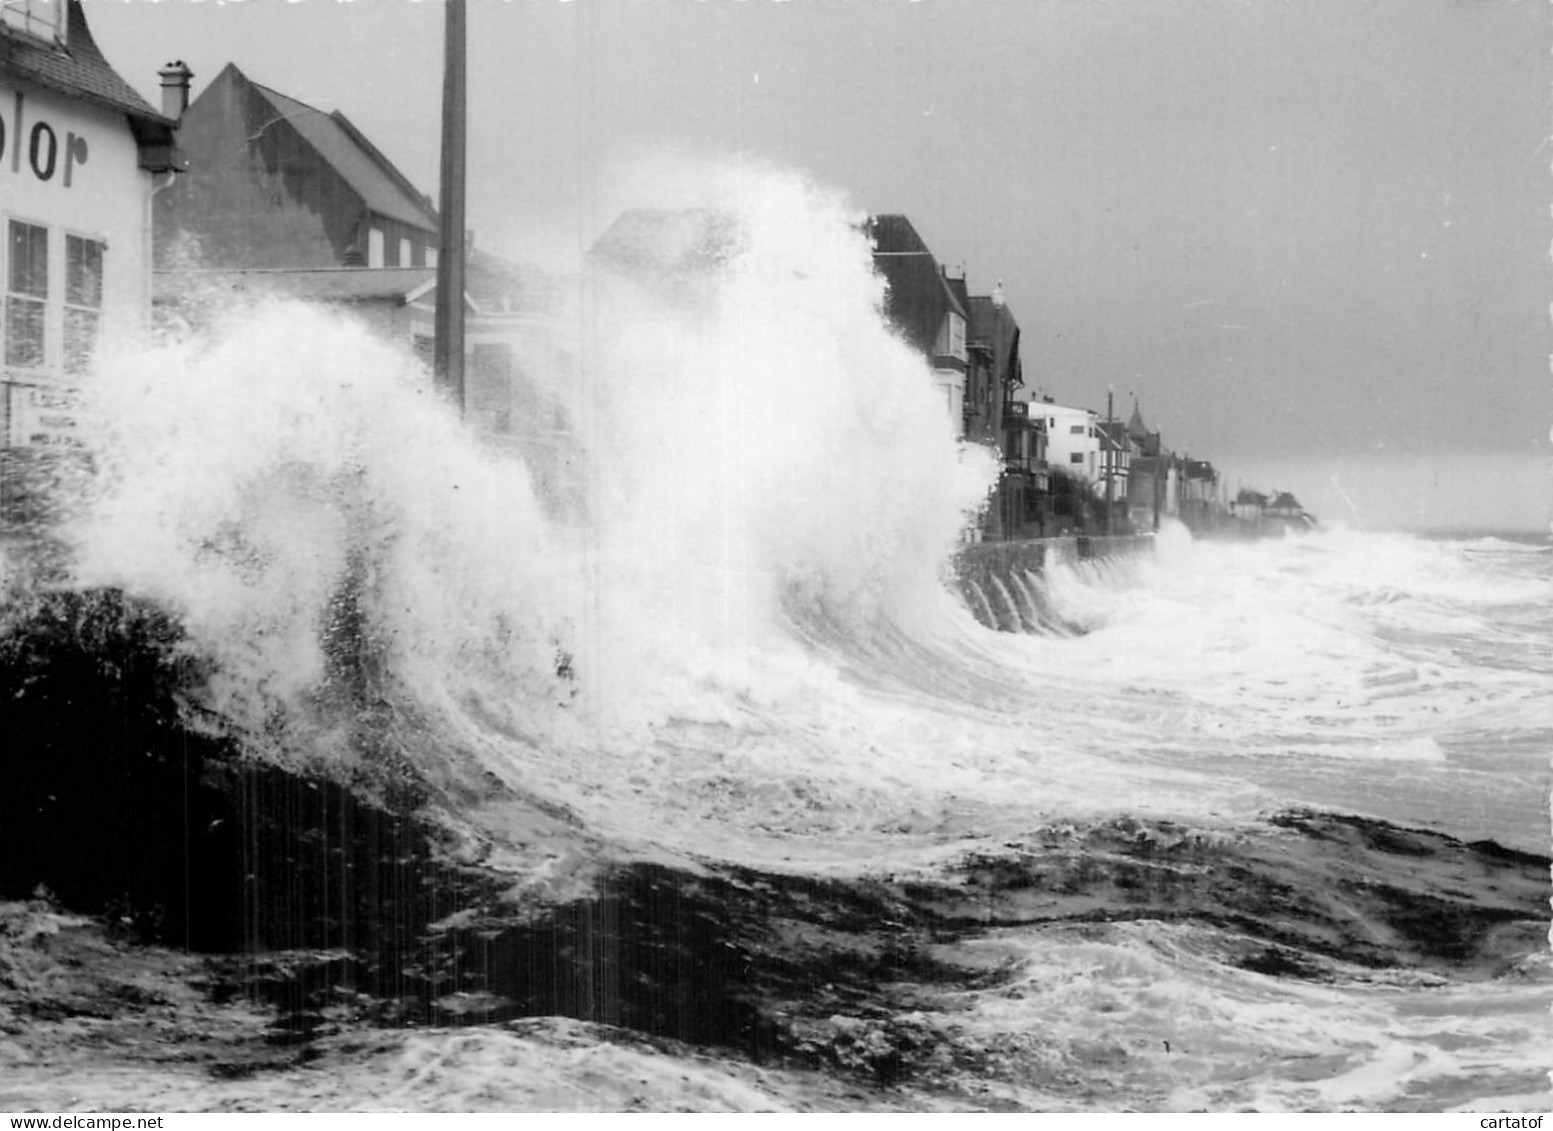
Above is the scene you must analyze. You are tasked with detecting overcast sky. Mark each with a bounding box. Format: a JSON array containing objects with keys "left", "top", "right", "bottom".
[{"left": 88, "top": 0, "right": 1550, "bottom": 532}]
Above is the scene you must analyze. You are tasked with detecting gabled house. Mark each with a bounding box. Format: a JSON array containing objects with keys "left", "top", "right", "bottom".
[
  {"left": 968, "top": 289, "right": 1050, "bottom": 538},
  {"left": 154, "top": 62, "right": 438, "bottom": 271},
  {"left": 151, "top": 62, "right": 571, "bottom": 472},
  {"left": 866, "top": 215, "right": 969, "bottom": 431},
  {"left": 1264, "top": 490, "right": 1315, "bottom": 532},
  {"left": 1, "top": 0, "right": 178, "bottom": 521},
  {"left": 1232, "top": 488, "right": 1269, "bottom": 525},
  {"left": 1095, "top": 420, "right": 1134, "bottom": 494},
  {"left": 966, "top": 289, "right": 1019, "bottom": 446},
  {"left": 1177, "top": 456, "right": 1226, "bottom": 531}
]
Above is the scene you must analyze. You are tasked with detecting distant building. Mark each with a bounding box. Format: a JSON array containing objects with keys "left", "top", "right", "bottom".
[
  {"left": 0, "top": 0, "right": 178, "bottom": 518},
  {"left": 1178, "top": 457, "right": 1225, "bottom": 531},
  {"left": 866, "top": 215, "right": 969, "bottom": 430},
  {"left": 1122, "top": 401, "right": 1169, "bottom": 530},
  {"left": 967, "top": 289, "right": 1046, "bottom": 538},
  {"left": 1095, "top": 419, "right": 1134, "bottom": 508},
  {"left": 1264, "top": 490, "right": 1315, "bottom": 532},
  {"left": 1030, "top": 398, "right": 1101, "bottom": 487},
  {"left": 1232, "top": 488, "right": 1269, "bottom": 525}
]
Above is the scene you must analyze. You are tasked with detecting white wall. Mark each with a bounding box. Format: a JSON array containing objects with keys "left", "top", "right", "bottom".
[
  {"left": 1, "top": 84, "right": 151, "bottom": 357},
  {"left": 1029, "top": 400, "right": 1099, "bottom": 486},
  {"left": 1, "top": 82, "right": 152, "bottom": 449}
]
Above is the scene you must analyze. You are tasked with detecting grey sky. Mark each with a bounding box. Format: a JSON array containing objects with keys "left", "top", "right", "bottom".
[{"left": 89, "top": 0, "right": 1549, "bottom": 530}]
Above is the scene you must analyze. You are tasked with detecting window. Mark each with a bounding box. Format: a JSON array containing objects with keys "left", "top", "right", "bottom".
[
  {"left": 934, "top": 313, "right": 967, "bottom": 362},
  {"left": 425, "top": 247, "right": 438, "bottom": 269},
  {"left": 367, "top": 228, "right": 385, "bottom": 268},
  {"left": 1069, "top": 423, "right": 1085, "bottom": 435},
  {"left": 1, "top": 0, "right": 66, "bottom": 43},
  {"left": 1069, "top": 452, "right": 1085, "bottom": 464},
  {"left": 6, "top": 221, "right": 48, "bottom": 368},
  {"left": 398, "top": 238, "right": 411, "bottom": 268},
  {"left": 64, "top": 235, "right": 103, "bottom": 374}
]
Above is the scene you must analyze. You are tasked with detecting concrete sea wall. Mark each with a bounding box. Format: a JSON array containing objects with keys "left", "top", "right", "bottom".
[{"left": 954, "top": 533, "right": 1155, "bottom": 632}]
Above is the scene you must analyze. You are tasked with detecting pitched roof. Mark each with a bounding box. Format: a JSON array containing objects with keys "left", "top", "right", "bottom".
[
  {"left": 1096, "top": 420, "right": 1131, "bottom": 451},
  {"left": 867, "top": 214, "right": 966, "bottom": 359},
  {"left": 867, "top": 213, "right": 930, "bottom": 254},
  {"left": 587, "top": 208, "right": 746, "bottom": 279},
  {"left": 242, "top": 70, "right": 438, "bottom": 233},
  {"left": 968, "top": 294, "right": 1023, "bottom": 387},
  {"left": 0, "top": 2, "right": 175, "bottom": 153},
  {"left": 1127, "top": 401, "right": 1149, "bottom": 439}
]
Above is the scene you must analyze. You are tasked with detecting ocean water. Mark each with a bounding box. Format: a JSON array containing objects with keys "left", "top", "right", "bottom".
[{"left": 12, "top": 164, "right": 1549, "bottom": 1110}]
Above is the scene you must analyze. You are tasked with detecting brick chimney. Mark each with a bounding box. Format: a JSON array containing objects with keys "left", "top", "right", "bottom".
[{"left": 158, "top": 61, "right": 193, "bottom": 121}]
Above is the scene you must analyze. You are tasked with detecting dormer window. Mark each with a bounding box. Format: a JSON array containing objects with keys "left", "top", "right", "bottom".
[{"left": 1, "top": 0, "right": 67, "bottom": 44}]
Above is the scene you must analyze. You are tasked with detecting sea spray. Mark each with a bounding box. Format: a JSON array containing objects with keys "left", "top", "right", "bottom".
[
  {"left": 18, "top": 157, "right": 1542, "bottom": 863},
  {"left": 58, "top": 298, "right": 582, "bottom": 788},
  {"left": 52, "top": 162, "right": 1001, "bottom": 814}
]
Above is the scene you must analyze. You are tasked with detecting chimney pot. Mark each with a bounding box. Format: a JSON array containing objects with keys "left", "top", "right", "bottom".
[{"left": 158, "top": 61, "right": 194, "bottom": 121}]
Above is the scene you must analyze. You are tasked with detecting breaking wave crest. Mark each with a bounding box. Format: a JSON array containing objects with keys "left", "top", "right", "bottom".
[
  {"left": 49, "top": 166, "right": 999, "bottom": 826},
  {"left": 0, "top": 160, "right": 1539, "bottom": 862}
]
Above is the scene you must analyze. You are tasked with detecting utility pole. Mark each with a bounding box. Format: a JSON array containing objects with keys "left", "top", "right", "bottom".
[
  {"left": 433, "top": 0, "right": 467, "bottom": 413},
  {"left": 1104, "top": 384, "right": 1114, "bottom": 534}
]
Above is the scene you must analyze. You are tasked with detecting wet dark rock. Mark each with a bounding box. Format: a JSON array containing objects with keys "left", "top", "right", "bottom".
[{"left": 2, "top": 589, "right": 1548, "bottom": 1097}]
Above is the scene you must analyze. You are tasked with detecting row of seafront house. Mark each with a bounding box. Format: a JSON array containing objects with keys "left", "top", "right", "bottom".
[
  {"left": 865, "top": 212, "right": 1247, "bottom": 542},
  {"left": 0, "top": 0, "right": 1308, "bottom": 547}
]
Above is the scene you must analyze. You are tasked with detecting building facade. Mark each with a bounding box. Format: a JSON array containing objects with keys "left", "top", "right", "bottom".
[
  {"left": 152, "top": 61, "right": 571, "bottom": 478},
  {"left": 154, "top": 63, "right": 439, "bottom": 272},
  {"left": 867, "top": 215, "right": 969, "bottom": 430},
  {"left": 1031, "top": 398, "right": 1101, "bottom": 486},
  {"left": 1, "top": 0, "right": 177, "bottom": 518}
]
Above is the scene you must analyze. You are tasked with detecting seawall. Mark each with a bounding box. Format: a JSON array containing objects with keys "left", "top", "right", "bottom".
[{"left": 954, "top": 533, "right": 1154, "bottom": 632}]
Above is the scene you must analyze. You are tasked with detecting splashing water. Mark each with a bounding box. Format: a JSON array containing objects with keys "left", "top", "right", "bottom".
[
  {"left": 48, "top": 166, "right": 1005, "bottom": 841},
  {"left": 5, "top": 160, "right": 1538, "bottom": 868},
  {"left": 3, "top": 160, "right": 1545, "bottom": 1113}
]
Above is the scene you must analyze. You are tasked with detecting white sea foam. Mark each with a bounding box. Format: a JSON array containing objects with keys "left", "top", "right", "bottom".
[
  {"left": 14, "top": 159, "right": 1546, "bottom": 1113},
  {"left": 47, "top": 160, "right": 1550, "bottom": 862}
]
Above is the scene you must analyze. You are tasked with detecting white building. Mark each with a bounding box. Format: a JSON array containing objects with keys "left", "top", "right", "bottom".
[
  {"left": 1, "top": 0, "right": 177, "bottom": 497},
  {"left": 1027, "top": 398, "right": 1101, "bottom": 487}
]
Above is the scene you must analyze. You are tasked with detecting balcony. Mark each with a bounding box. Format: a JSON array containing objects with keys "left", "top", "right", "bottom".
[{"left": 1001, "top": 454, "right": 1048, "bottom": 475}]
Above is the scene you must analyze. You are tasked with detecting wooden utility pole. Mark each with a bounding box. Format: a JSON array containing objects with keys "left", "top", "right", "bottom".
[{"left": 433, "top": 0, "right": 467, "bottom": 412}]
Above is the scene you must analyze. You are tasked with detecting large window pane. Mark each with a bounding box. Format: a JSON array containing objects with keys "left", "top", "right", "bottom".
[
  {"left": 66, "top": 236, "right": 103, "bottom": 308},
  {"left": 6, "top": 297, "right": 46, "bottom": 368},
  {"left": 64, "top": 308, "right": 99, "bottom": 374},
  {"left": 63, "top": 236, "right": 103, "bottom": 374},
  {"left": 8, "top": 222, "right": 48, "bottom": 299},
  {"left": 0, "top": 0, "right": 66, "bottom": 43}
]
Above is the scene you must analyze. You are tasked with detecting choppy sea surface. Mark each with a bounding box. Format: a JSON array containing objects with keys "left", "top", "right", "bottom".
[{"left": 5, "top": 165, "right": 1547, "bottom": 1111}]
